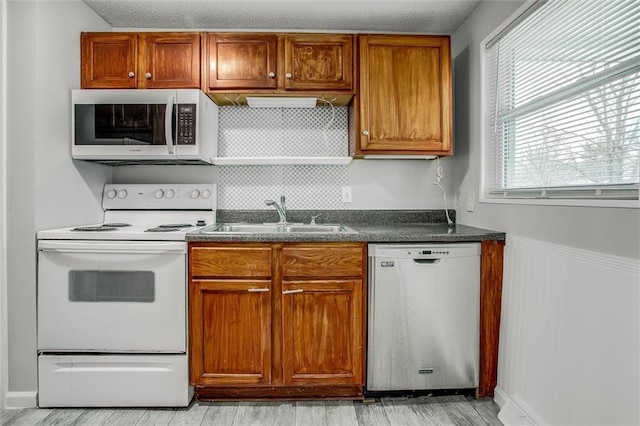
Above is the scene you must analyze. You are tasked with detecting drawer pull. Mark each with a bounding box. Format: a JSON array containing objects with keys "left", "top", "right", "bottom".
[
  {"left": 247, "top": 287, "right": 269, "bottom": 292},
  {"left": 282, "top": 289, "right": 303, "bottom": 295}
]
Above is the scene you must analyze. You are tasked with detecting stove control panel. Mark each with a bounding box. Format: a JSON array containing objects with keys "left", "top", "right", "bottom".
[{"left": 102, "top": 184, "right": 216, "bottom": 211}]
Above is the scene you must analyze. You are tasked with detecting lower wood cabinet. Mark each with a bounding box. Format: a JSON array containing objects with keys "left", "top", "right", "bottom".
[
  {"left": 282, "top": 279, "right": 363, "bottom": 387},
  {"left": 188, "top": 242, "right": 366, "bottom": 400},
  {"left": 190, "top": 279, "right": 272, "bottom": 386}
]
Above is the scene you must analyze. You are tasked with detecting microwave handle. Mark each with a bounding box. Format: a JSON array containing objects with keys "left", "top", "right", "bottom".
[{"left": 165, "top": 96, "right": 175, "bottom": 154}]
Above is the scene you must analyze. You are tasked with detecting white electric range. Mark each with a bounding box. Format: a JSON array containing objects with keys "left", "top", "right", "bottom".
[{"left": 36, "top": 183, "right": 215, "bottom": 408}]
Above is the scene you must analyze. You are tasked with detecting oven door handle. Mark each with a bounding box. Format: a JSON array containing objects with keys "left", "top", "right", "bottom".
[{"left": 38, "top": 240, "right": 186, "bottom": 254}]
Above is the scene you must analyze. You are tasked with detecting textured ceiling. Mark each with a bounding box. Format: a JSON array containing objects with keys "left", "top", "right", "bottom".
[{"left": 81, "top": 0, "right": 483, "bottom": 34}]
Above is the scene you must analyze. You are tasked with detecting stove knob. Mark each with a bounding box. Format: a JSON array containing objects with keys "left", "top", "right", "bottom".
[
  {"left": 106, "top": 189, "right": 117, "bottom": 199},
  {"left": 154, "top": 189, "right": 164, "bottom": 199},
  {"left": 201, "top": 189, "right": 212, "bottom": 199},
  {"left": 190, "top": 189, "right": 200, "bottom": 199},
  {"left": 117, "top": 189, "right": 128, "bottom": 199},
  {"left": 165, "top": 189, "right": 175, "bottom": 199}
]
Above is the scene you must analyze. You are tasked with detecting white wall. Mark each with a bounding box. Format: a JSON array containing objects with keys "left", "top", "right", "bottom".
[
  {"left": 5, "top": 0, "right": 110, "bottom": 406},
  {"left": 452, "top": 1, "right": 640, "bottom": 424}
]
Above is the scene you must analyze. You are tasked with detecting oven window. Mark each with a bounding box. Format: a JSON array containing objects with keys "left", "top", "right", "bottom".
[{"left": 68, "top": 271, "right": 155, "bottom": 302}]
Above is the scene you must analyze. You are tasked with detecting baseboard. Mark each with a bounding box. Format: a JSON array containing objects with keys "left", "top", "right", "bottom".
[
  {"left": 497, "top": 393, "right": 545, "bottom": 426},
  {"left": 493, "top": 386, "right": 508, "bottom": 408},
  {"left": 5, "top": 391, "right": 37, "bottom": 408}
]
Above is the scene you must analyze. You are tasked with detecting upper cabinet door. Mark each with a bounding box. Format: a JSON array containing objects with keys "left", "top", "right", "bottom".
[
  {"left": 358, "top": 35, "right": 452, "bottom": 155},
  {"left": 281, "top": 34, "right": 354, "bottom": 91},
  {"left": 139, "top": 33, "right": 201, "bottom": 89},
  {"left": 81, "top": 32, "right": 201, "bottom": 89},
  {"left": 81, "top": 33, "right": 138, "bottom": 89},
  {"left": 208, "top": 33, "right": 277, "bottom": 90}
]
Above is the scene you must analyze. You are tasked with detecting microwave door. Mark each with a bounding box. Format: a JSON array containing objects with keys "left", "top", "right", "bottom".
[{"left": 72, "top": 89, "right": 179, "bottom": 161}]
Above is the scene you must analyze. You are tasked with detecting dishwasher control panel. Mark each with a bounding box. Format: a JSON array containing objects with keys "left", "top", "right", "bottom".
[{"left": 368, "top": 243, "right": 480, "bottom": 259}]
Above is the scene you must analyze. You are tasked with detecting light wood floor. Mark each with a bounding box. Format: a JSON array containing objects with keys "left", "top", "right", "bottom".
[{"left": 1, "top": 395, "right": 502, "bottom": 426}]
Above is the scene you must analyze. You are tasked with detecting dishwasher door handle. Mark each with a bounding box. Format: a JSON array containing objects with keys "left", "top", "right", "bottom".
[{"left": 413, "top": 258, "right": 441, "bottom": 265}]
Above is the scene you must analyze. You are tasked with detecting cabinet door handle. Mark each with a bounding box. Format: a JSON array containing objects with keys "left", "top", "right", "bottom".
[
  {"left": 268, "top": 72, "right": 275, "bottom": 78},
  {"left": 128, "top": 71, "right": 135, "bottom": 78},
  {"left": 362, "top": 130, "right": 370, "bottom": 136},
  {"left": 282, "top": 289, "right": 303, "bottom": 294},
  {"left": 145, "top": 72, "right": 152, "bottom": 79},
  {"left": 285, "top": 72, "right": 292, "bottom": 79},
  {"left": 248, "top": 287, "right": 270, "bottom": 292}
]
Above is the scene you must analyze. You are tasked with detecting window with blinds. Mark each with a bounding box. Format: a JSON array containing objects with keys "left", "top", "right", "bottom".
[{"left": 483, "top": 0, "right": 640, "bottom": 201}]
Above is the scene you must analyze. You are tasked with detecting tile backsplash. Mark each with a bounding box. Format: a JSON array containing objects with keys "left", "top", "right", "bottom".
[
  {"left": 219, "top": 165, "right": 348, "bottom": 209},
  {"left": 217, "top": 106, "right": 349, "bottom": 209},
  {"left": 218, "top": 106, "right": 348, "bottom": 157}
]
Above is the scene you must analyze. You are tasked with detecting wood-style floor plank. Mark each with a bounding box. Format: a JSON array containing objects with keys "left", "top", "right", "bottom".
[
  {"left": 353, "top": 400, "right": 391, "bottom": 426},
  {"left": 272, "top": 402, "right": 296, "bottom": 426},
  {"left": 37, "top": 408, "right": 85, "bottom": 425},
  {"left": 168, "top": 401, "right": 209, "bottom": 426},
  {"left": 380, "top": 397, "right": 429, "bottom": 426},
  {"left": 4, "top": 408, "right": 54, "bottom": 426},
  {"left": 325, "top": 400, "right": 358, "bottom": 426},
  {"left": 437, "top": 395, "right": 488, "bottom": 426},
  {"left": 201, "top": 402, "right": 238, "bottom": 426},
  {"left": 135, "top": 408, "right": 177, "bottom": 426},
  {"left": 411, "top": 396, "right": 455, "bottom": 426},
  {"left": 1, "top": 408, "right": 25, "bottom": 425},
  {"left": 70, "top": 409, "right": 116, "bottom": 425},
  {"left": 232, "top": 402, "right": 278, "bottom": 426},
  {"left": 102, "top": 408, "right": 146, "bottom": 426},
  {"left": 294, "top": 401, "right": 326, "bottom": 426}
]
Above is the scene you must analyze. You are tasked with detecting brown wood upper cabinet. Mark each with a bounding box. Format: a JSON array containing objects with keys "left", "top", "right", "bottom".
[
  {"left": 207, "top": 33, "right": 354, "bottom": 93},
  {"left": 355, "top": 35, "right": 452, "bottom": 156},
  {"left": 81, "top": 32, "right": 201, "bottom": 89}
]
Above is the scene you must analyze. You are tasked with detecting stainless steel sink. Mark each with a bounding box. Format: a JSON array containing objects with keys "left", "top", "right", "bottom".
[
  {"left": 201, "top": 223, "right": 357, "bottom": 234},
  {"left": 211, "top": 224, "right": 282, "bottom": 233}
]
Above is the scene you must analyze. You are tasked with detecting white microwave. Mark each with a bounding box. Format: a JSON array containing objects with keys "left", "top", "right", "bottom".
[{"left": 72, "top": 89, "right": 218, "bottom": 165}]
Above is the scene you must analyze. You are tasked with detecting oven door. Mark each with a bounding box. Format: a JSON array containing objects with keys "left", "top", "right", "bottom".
[{"left": 37, "top": 240, "right": 186, "bottom": 353}]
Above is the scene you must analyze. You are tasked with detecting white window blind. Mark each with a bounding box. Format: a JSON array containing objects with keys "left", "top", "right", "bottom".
[{"left": 485, "top": 0, "right": 640, "bottom": 200}]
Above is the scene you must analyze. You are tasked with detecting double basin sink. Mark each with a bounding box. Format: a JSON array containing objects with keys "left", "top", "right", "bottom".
[{"left": 202, "top": 223, "right": 357, "bottom": 234}]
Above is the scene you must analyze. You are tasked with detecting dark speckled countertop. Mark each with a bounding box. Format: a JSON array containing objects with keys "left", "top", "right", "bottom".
[{"left": 186, "top": 210, "right": 505, "bottom": 243}]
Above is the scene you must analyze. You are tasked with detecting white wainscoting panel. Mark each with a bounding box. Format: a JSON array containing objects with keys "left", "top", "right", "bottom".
[{"left": 497, "top": 235, "right": 639, "bottom": 426}]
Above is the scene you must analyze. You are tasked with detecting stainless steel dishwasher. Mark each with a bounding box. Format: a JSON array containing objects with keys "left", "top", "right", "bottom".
[{"left": 367, "top": 243, "right": 481, "bottom": 392}]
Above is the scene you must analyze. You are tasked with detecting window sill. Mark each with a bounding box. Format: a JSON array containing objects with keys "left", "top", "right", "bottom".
[{"left": 479, "top": 196, "right": 639, "bottom": 209}]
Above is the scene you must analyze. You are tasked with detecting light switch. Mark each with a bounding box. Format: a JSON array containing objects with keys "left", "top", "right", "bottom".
[{"left": 342, "top": 186, "right": 353, "bottom": 203}]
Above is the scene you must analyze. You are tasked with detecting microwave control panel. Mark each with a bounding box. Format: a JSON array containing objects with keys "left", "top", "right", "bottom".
[{"left": 176, "top": 104, "right": 196, "bottom": 145}]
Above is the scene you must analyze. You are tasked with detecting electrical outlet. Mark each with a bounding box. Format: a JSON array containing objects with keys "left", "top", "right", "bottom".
[
  {"left": 466, "top": 191, "right": 475, "bottom": 212},
  {"left": 341, "top": 186, "right": 352, "bottom": 203}
]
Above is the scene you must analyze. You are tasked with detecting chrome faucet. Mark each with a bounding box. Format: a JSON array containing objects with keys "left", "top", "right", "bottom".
[{"left": 265, "top": 195, "right": 287, "bottom": 224}]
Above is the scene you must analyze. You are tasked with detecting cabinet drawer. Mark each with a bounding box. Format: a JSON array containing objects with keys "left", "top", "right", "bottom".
[
  {"left": 190, "top": 247, "right": 272, "bottom": 277},
  {"left": 282, "top": 245, "right": 363, "bottom": 278}
]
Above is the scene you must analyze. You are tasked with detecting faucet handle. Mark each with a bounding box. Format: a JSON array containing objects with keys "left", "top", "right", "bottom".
[{"left": 310, "top": 214, "right": 321, "bottom": 225}]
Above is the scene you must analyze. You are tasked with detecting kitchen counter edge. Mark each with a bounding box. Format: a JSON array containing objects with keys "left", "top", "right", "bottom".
[{"left": 185, "top": 223, "right": 506, "bottom": 243}]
